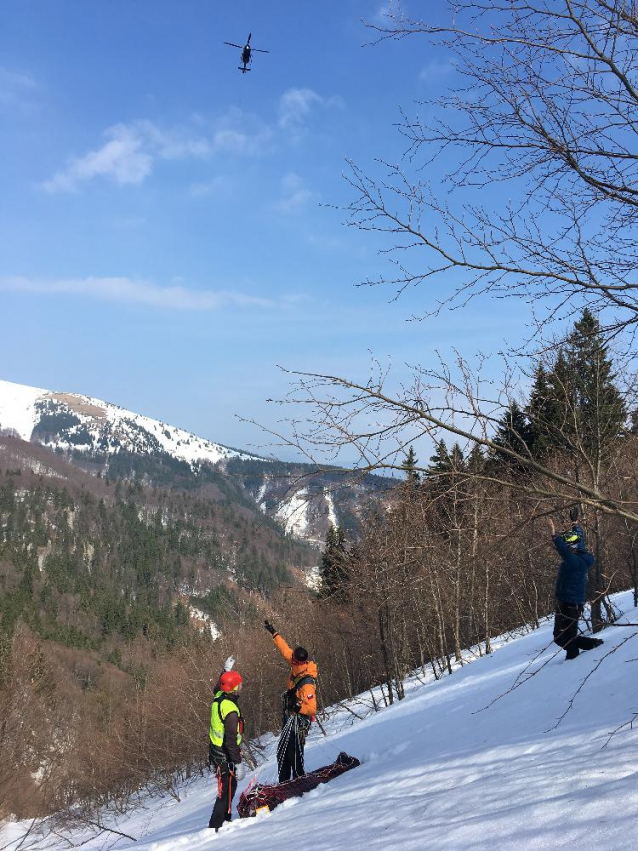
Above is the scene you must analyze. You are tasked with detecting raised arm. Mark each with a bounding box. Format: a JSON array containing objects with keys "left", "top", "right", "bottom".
[{"left": 264, "top": 620, "right": 293, "bottom": 664}]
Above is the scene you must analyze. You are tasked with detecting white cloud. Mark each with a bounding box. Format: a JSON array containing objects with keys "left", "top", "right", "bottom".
[
  {"left": 41, "top": 110, "right": 275, "bottom": 193},
  {"left": 0, "top": 275, "right": 275, "bottom": 312},
  {"left": 278, "top": 88, "right": 344, "bottom": 135},
  {"left": 275, "top": 172, "right": 316, "bottom": 214},
  {"left": 41, "top": 92, "right": 338, "bottom": 195},
  {"left": 42, "top": 126, "right": 154, "bottom": 193},
  {"left": 41, "top": 121, "right": 211, "bottom": 194}
]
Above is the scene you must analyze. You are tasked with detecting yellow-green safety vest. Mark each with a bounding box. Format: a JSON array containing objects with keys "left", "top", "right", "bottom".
[{"left": 209, "top": 691, "right": 242, "bottom": 747}]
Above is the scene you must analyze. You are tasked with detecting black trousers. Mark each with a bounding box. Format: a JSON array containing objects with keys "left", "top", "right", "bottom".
[
  {"left": 553, "top": 600, "right": 600, "bottom": 659},
  {"left": 277, "top": 714, "right": 310, "bottom": 783},
  {"left": 208, "top": 761, "right": 237, "bottom": 830}
]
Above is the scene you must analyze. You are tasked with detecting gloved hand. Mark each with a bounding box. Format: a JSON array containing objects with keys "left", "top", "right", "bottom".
[
  {"left": 223, "top": 655, "right": 236, "bottom": 671},
  {"left": 264, "top": 620, "right": 276, "bottom": 635},
  {"left": 285, "top": 689, "right": 301, "bottom": 713},
  {"left": 233, "top": 762, "right": 246, "bottom": 781}
]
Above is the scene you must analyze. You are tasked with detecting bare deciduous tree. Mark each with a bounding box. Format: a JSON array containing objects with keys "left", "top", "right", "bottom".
[{"left": 354, "top": 0, "right": 638, "bottom": 337}]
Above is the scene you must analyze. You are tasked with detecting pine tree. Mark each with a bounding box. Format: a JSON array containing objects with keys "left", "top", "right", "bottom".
[
  {"left": 527, "top": 312, "right": 626, "bottom": 466},
  {"left": 426, "top": 440, "right": 466, "bottom": 489},
  {"left": 466, "top": 444, "right": 484, "bottom": 474},
  {"left": 563, "top": 308, "right": 626, "bottom": 466},
  {"left": 527, "top": 364, "right": 563, "bottom": 458},
  {"left": 401, "top": 446, "right": 420, "bottom": 486},
  {"left": 428, "top": 440, "right": 450, "bottom": 476},
  {"left": 490, "top": 401, "right": 535, "bottom": 473},
  {"left": 319, "top": 524, "right": 349, "bottom": 601}
]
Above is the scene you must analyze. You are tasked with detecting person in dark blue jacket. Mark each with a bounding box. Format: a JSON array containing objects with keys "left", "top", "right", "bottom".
[{"left": 549, "top": 517, "right": 603, "bottom": 660}]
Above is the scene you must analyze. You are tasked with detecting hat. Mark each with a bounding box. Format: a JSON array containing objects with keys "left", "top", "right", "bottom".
[
  {"left": 293, "top": 646, "right": 308, "bottom": 663},
  {"left": 220, "top": 670, "right": 243, "bottom": 692},
  {"left": 562, "top": 528, "right": 585, "bottom": 551}
]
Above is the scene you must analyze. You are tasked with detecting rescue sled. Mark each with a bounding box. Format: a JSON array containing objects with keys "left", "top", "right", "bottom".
[{"left": 237, "top": 752, "right": 360, "bottom": 818}]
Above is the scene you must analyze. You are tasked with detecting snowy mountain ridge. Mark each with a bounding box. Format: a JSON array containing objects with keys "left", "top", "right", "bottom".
[
  {"left": 4, "top": 591, "right": 638, "bottom": 851},
  {"left": 0, "top": 377, "right": 262, "bottom": 468},
  {"left": 0, "top": 378, "right": 391, "bottom": 545}
]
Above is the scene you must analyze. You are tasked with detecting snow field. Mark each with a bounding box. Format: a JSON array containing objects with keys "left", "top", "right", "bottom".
[
  {"left": 0, "top": 379, "right": 45, "bottom": 440},
  {"left": 4, "top": 592, "right": 638, "bottom": 850}
]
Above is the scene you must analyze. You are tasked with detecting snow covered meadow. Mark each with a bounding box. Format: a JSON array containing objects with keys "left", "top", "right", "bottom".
[{"left": 4, "top": 592, "right": 638, "bottom": 851}]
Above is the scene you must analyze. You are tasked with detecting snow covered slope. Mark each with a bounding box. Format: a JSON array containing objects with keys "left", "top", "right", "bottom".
[
  {"left": 7, "top": 592, "right": 638, "bottom": 851},
  {"left": 0, "top": 378, "right": 259, "bottom": 466}
]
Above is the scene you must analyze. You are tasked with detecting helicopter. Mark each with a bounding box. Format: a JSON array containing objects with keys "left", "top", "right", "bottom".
[{"left": 223, "top": 32, "right": 269, "bottom": 73}]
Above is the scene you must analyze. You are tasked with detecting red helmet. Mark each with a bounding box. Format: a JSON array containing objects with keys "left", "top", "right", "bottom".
[{"left": 220, "top": 670, "right": 243, "bottom": 692}]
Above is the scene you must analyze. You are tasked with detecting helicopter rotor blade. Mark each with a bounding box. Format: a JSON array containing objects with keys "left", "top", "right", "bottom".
[
  {"left": 247, "top": 32, "right": 252, "bottom": 44},
  {"left": 223, "top": 42, "right": 243, "bottom": 48},
  {"left": 251, "top": 48, "right": 270, "bottom": 54}
]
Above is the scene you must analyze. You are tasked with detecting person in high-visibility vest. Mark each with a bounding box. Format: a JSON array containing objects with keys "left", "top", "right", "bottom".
[
  {"left": 264, "top": 620, "right": 317, "bottom": 782},
  {"left": 207, "top": 668, "right": 244, "bottom": 831}
]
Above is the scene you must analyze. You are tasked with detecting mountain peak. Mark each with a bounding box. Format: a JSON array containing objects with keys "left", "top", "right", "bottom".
[{"left": 0, "top": 377, "right": 259, "bottom": 467}]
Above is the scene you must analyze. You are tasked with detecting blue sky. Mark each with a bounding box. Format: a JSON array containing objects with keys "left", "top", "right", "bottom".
[{"left": 0, "top": 1, "right": 529, "bottom": 460}]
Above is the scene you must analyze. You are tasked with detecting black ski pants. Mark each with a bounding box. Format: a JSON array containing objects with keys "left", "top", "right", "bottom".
[
  {"left": 208, "top": 760, "right": 237, "bottom": 830},
  {"left": 277, "top": 714, "right": 310, "bottom": 783},
  {"left": 553, "top": 600, "right": 600, "bottom": 659}
]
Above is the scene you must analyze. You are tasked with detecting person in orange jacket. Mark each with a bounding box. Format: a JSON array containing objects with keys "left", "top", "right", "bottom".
[{"left": 264, "top": 620, "right": 317, "bottom": 782}]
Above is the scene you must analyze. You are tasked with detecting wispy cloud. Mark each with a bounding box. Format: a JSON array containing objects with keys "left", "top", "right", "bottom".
[
  {"left": 278, "top": 88, "right": 344, "bottom": 136},
  {"left": 189, "top": 175, "right": 229, "bottom": 198},
  {"left": 0, "top": 67, "right": 40, "bottom": 111},
  {"left": 373, "top": 3, "right": 390, "bottom": 23},
  {"left": 0, "top": 275, "right": 276, "bottom": 311},
  {"left": 41, "top": 110, "right": 274, "bottom": 193},
  {"left": 274, "top": 172, "right": 317, "bottom": 214},
  {"left": 41, "top": 121, "right": 211, "bottom": 194},
  {"left": 41, "top": 91, "right": 337, "bottom": 194},
  {"left": 211, "top": 107, "right": 273, "bottom": 156},
  {"left": 371, "top": 1, "right": 403, "bottom": 25},
  {"left": 419, "top": 60, "right": 455, "bottom": 83}
]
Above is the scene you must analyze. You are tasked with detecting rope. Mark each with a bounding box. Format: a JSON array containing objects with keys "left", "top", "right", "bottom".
[
  {"left": 275, "top": 713, "right": 309, "bottom": 779},
  {"left": 275, "top": 714, "right": 295, "bottom": 781}
]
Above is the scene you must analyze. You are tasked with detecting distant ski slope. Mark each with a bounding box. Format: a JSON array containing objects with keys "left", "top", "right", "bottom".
[{"left": 4, "top": 592, "right": 638, "bottom": 851}]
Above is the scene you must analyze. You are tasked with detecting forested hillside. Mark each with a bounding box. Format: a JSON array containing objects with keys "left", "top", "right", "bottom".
[
  {"left": 0, "top": 436, "right": 317, "bottom": 818},
  {"left": 2, "top": 310, "right": 638, "bottom": 824}
]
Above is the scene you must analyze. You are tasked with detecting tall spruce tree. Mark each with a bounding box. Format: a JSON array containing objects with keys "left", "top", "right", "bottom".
[
  {"left": 528, "top": 311, "right": 625, "bottom": 465},
  {"left": 526, "top": 364, "right": 565, "bottom": 458},
  {"left": 563, "top": 308, "right": 626, "bottom": 467},
  {"left": 401, "top": 446, "right": 420, "bottom": 486},
  {"left": 319, "top": 524, "right": 349, "bottom": 601},
  {"left": 491, "top": 401, "right": 535, "bottom": 472}
]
